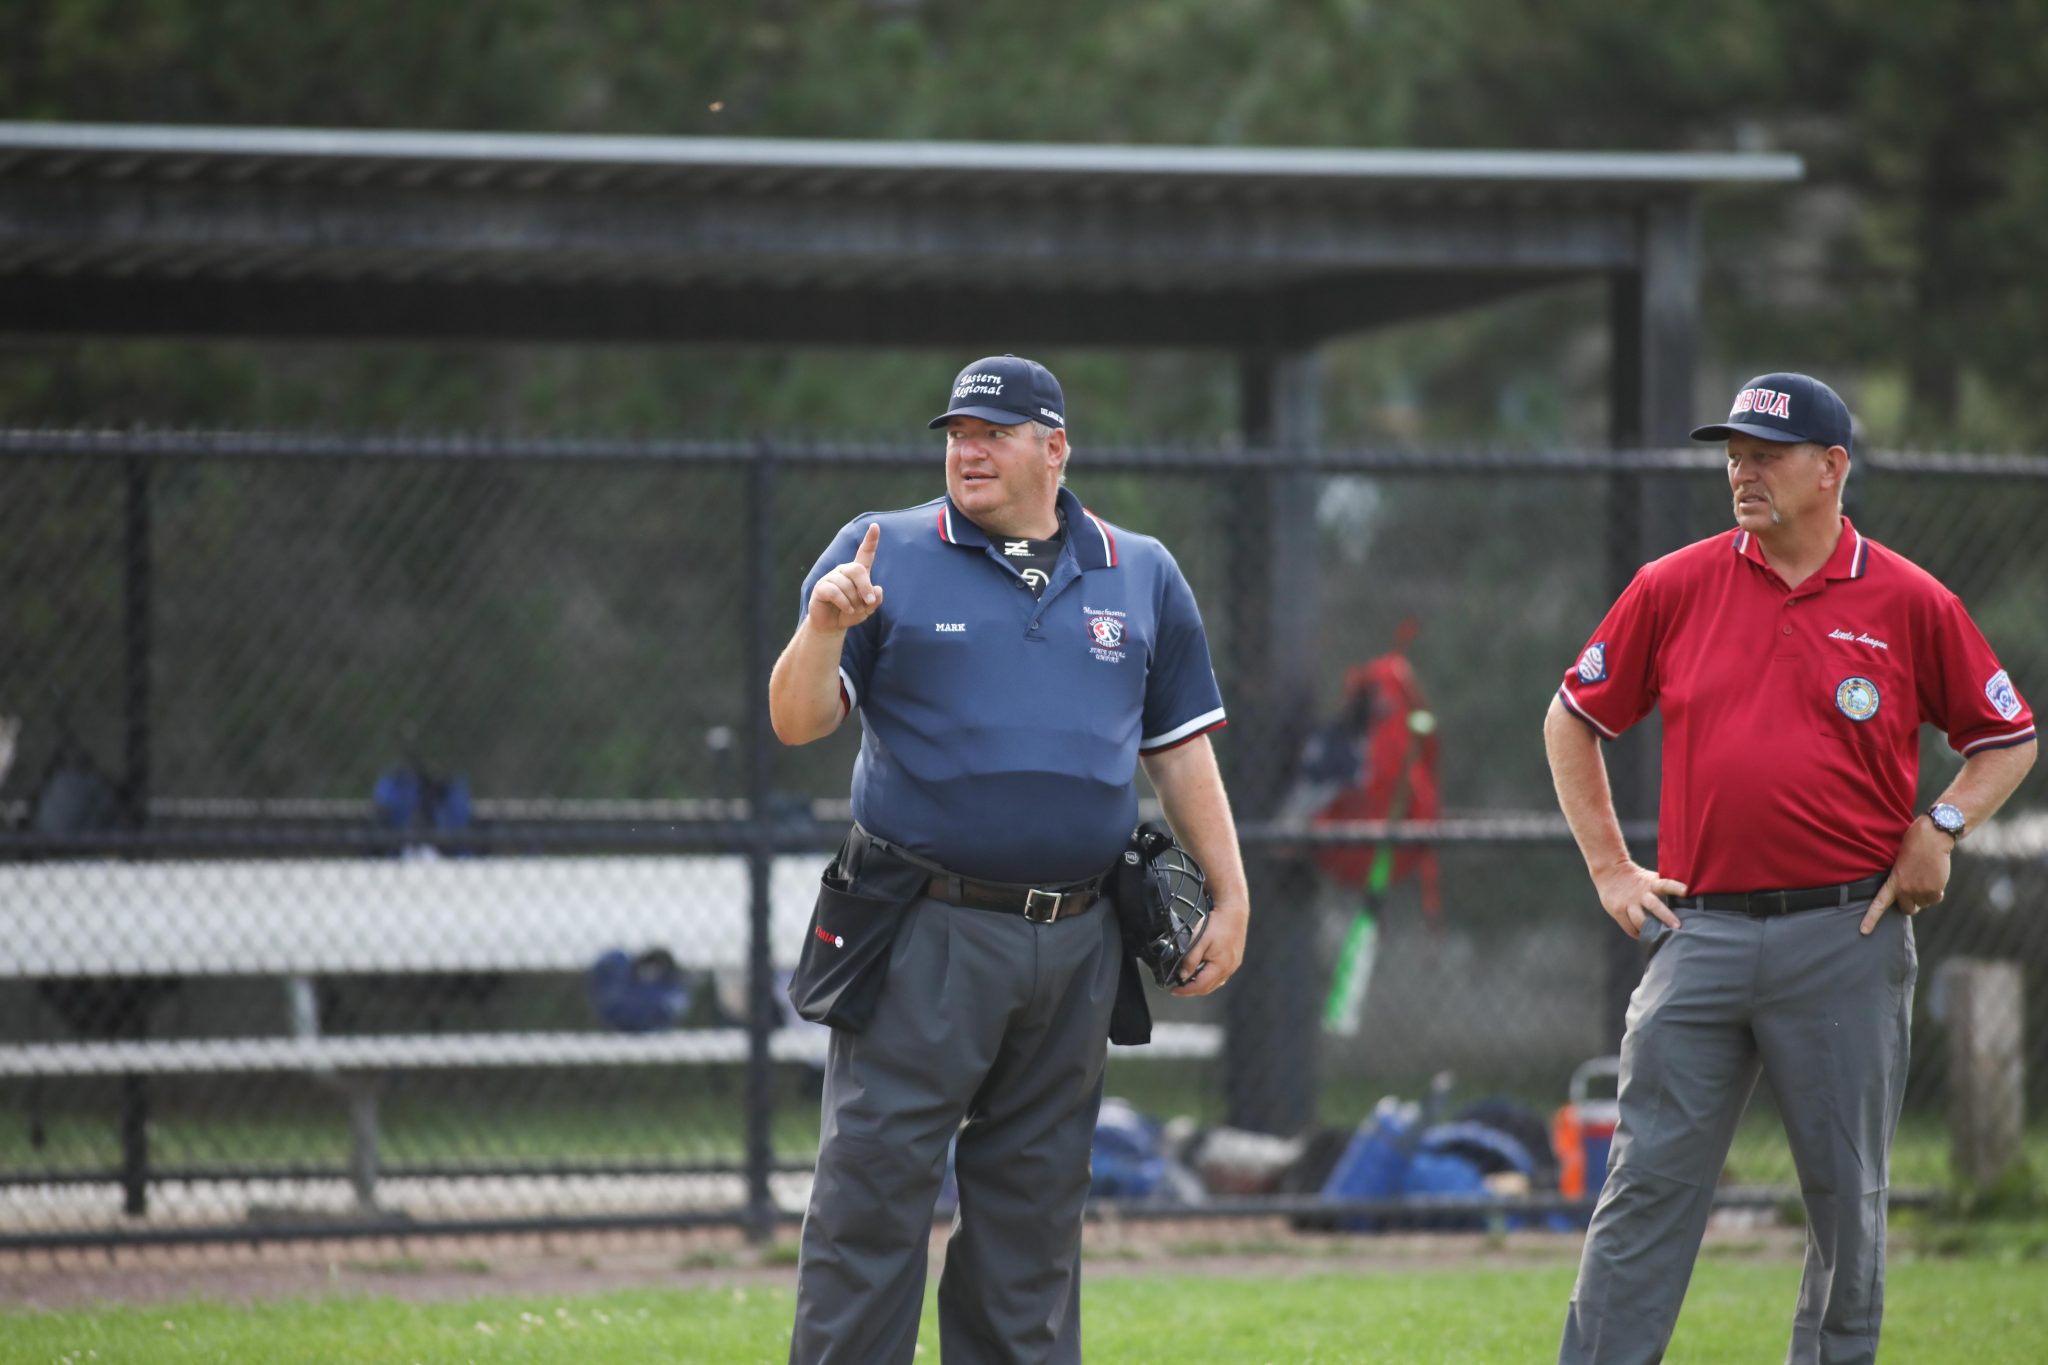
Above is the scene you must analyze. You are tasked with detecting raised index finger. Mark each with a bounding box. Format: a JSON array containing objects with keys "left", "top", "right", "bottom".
[{"left": 853, "top": 523, "right": 881, "bottom": 572}]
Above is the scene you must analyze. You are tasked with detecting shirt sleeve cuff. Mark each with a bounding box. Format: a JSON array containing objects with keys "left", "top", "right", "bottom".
[
  {"left": 1958, "top": 723, "right": 2036, "bottom": 755},
  {"left": 1140, "top": 708, "right": 1227, "bottom": 754},
  {"left": 1557, "top": 685, "right": 1620, "bottom": 741}
]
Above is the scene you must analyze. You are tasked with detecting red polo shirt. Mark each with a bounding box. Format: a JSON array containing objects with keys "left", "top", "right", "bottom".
[{"left": 1559, "top": 518, "right": 2036, "bottom": 895}]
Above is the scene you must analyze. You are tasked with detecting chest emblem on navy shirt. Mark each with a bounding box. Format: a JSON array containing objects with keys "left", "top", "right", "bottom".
[
  {"left": 1835, "top": 676, "right": 1880, "bottom": 722},
  {"left": 935, "top": 622, "right": 966, "bottom": 633},
  {"left": 1828, "top": 628, "right": 1889, "bottom": 652},
  {"left": 1085, "top": 607, "right": 1128, "bottom": 662},
  {"left": 1577, "top": 642, "right": 1607, "bottom": 684}
]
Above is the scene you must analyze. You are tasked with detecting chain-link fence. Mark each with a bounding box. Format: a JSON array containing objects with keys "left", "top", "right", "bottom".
[{"left": 2, "top": 432, "right": 2042, "bottom": 1247}]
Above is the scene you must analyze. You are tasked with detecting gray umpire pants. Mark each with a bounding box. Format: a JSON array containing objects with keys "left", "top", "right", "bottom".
[
  {"left": 789, "top": 893, "right": 1122, "bottom": 1365},
  {"left": 1559, "top": 898, "right": 1916, "bottom": 1365}
]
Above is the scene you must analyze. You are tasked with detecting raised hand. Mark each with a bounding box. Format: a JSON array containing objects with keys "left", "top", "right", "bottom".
[{"left": 808, "top": 523, "right": 885, "bottom": 632}]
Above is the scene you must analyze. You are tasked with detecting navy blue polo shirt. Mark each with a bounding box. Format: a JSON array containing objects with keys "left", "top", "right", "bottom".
[{"left": 798, "top": 485, "right": 1227, "bottom": 884}]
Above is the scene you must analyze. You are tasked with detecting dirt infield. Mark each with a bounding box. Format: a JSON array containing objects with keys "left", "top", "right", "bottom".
[{"left": 0, "top": 1214, "right": 1803, "bottom": 1312}]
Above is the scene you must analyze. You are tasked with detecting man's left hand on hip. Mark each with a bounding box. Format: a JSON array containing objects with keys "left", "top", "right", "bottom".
[{"left": 1861, "top": 817, "right": 1953, "bottom": 934}]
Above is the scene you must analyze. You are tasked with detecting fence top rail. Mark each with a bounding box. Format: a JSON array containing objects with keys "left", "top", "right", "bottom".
[
  {"left": 3, "top": 429, "right": 2043, "bottom": 477},
  {"left": 0, "top": 814, "right": 1659, "bottom": 859}
]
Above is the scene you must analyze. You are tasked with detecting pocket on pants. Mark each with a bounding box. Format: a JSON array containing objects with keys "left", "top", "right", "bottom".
[
  {"left": 786, "top": 869, "right": 916, "bottom": 1034},
  {"left": 1890, "top": 912, "right": 1919, "bottom": 996},
  {"left": 1638, "top": 914, "right": 1674, "bottom": 962}
]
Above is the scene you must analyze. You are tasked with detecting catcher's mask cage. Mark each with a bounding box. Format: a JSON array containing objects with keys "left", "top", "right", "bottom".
[{"left": 1126, "top": 826, "right": 1212, "bottom": 986}]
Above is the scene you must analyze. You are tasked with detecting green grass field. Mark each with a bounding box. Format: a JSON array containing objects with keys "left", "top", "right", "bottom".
[{"left": 5, "top": 1249, "right": 2046, "bottom": 1364}]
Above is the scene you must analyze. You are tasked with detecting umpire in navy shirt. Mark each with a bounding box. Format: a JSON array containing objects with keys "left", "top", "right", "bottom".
[{"left": 771, "top": 354, "right": 1251, "bottom": 1364}]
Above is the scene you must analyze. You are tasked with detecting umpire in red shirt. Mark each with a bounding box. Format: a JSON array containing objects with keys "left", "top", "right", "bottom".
[{"left": 1546, "top": 372, "right": 2036, "bottom": 1364}]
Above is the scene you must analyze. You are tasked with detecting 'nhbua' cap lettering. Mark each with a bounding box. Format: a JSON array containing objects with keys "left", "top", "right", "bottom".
[{"left": 1691, "top": 371, "right": 1854, "bottom": 453}]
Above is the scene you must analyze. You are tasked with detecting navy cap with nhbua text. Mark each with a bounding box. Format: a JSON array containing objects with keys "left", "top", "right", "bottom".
[
  {"left": 1690, "top": 371, "right": 1854, "bottom": 454},
  {"left": 927, "top": 354, "right": 1066, "bottom": 431}
]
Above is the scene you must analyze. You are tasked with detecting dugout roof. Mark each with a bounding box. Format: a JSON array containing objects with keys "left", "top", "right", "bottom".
[{"left": 0, "top": 122, "right": 1798, "bottom": 355}]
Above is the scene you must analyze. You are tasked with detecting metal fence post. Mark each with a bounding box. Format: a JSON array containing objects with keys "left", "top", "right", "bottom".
[
  {"left": 1224, "top": 347, "right": 1323, "bottom": 1136},
  {"left": 1599, "top": 196, "right": 1699, "bottom": 1049},
  {"left": 119, "top": 454, "right": 154, "bottom": 1218},
  {"left": 744, "top": 447, "right": 778, "bottom": 1243},
  {"left": 121, "top": 456, "right": 153, "bottom": 825}
]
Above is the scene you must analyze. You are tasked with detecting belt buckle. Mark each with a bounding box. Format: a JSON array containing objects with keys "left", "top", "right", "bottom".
[{"left": 1023, "top": 888, "right": 1064, "bottom": 924}]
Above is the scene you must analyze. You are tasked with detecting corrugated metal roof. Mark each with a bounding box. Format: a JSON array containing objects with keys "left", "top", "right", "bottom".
[{"left": 0, "top": 123, "right": 1795, "bottom": 345}]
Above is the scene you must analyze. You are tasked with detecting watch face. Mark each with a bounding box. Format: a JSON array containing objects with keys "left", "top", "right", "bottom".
[{"left": 1931, "top": 804, "right": 1965, "bottom": 835}]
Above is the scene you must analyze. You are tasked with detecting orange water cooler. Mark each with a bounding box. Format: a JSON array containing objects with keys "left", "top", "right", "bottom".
[{"left": 1554, "top": 1055, "right": 1621, "bottom": 1202}]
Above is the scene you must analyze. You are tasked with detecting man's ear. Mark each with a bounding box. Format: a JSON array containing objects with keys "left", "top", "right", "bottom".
[
  {"left": 1822, "top": 443, "right": 1849, "bottom": 491},
  {"left": 1046, "top": 427, "right": 1070, "bottom": 472}
]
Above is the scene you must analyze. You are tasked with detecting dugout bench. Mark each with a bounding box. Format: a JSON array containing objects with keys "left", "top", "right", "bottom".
[{"left": 0, "top": 856, "right": 1219, "bottom": 1219}]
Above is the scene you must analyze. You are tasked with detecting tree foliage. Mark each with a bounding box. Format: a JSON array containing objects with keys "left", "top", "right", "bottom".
[{"left": 3, "top": 2, "right": 2043, "bottom": 809}]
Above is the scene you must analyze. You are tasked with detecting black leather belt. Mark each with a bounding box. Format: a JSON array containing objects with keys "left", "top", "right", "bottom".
[
  {"left": 847, "top": 822, "right": 1105, "bottom": 923},
  {"left": 1673, "top": 874, "right": 1887, "bottom": 919},
  {"left": 924, "top": 872, "right": 1107, "bottom": 923}
]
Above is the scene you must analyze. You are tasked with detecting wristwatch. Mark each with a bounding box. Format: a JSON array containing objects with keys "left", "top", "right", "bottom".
[{"left": 1927, "top": 802, "right": 1966, "bottom": 841}]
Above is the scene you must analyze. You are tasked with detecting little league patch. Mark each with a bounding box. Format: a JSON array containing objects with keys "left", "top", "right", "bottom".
[{"left": 1835, "top": 675, "right": 1880, "bottom": 722}]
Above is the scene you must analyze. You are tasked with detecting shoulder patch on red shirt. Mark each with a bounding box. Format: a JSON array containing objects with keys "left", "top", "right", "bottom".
[{"left": 1987, "top": 669, "right": 2024, "bottom": 721}]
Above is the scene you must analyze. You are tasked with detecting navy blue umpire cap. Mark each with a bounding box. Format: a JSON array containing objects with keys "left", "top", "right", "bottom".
[
  {"left": 1691, "top": 372, "right": 1854, "bottom": 454},
  {"left": 928, "top": 354, "right": 1066, "bottom": 430}
]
